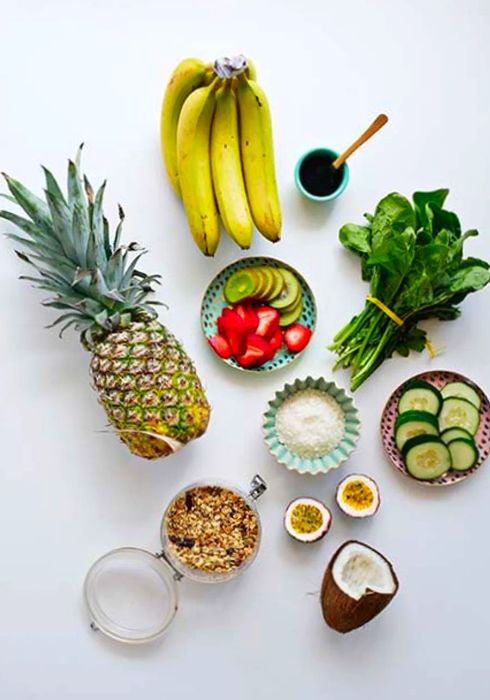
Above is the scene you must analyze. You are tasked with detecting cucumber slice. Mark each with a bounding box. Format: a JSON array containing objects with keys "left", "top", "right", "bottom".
[
  {"left": 439, "top": 397, "right": 480, "bottom": 435},
  {"left": 447, "top": 438, "right": 479, "bottom": 471},
  {"left": 441, "top": 381, "right": 481, "bottom": 410},
  {"left": 440, "top": 427, "right": 473, "bottom": 445},
  {"left": 394, "top": 410, "right": 439, "bottom": 451},
  {"left": 403, "top": 435, "right": 451, "bottom": 480},
  {"left": 398, "top": 380, "right": 442, "bottom": 415}
]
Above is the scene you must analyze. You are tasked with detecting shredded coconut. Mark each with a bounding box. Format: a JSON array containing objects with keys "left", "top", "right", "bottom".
[{"left": 275, "top": 389, "right": 345, "bottom": 458}]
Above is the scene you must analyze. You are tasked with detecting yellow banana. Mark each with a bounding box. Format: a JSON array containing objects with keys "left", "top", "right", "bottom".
[
  {"left": 177, "top": 81, "right": 220, "bottom": 256},
  {"left": 160, "top": 58, "right": 214, "bottom": 197},
  {"left": 245, "top": 58, "right": 257, "bottom": 81},
  {"left": 211, "top": 84, "right": 253, "bottom": 249},
  {"left": 235, "top": 75, "right": 281, "bottom": 242}
]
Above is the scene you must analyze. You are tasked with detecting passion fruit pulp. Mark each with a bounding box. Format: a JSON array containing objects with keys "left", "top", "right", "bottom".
[
  {"left": 284, "top": 497, "right": 332, "bottom": 543},
  {"left": 335, "top": 474, "right": 380, "bottom": 518}
]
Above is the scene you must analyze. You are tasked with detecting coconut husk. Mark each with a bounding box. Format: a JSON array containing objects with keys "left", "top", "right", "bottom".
[{"left": 321, "top": 540, "right": 399, "bottom": 633}]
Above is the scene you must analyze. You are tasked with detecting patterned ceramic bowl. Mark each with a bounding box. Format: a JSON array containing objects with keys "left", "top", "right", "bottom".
[
  {"left": 201, "top": 256, "right": 316, "bottom": 373},
  {"left": 262, "top": 376, "right": 361, "bottom": 475},
  {"left": 381, "top": 370, "right": 490, "bottom": 486}
]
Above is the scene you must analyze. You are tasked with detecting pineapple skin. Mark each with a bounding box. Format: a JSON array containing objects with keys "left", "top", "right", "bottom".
[{"left": 90, "top": 320, "right": 211, "bottom": 459}]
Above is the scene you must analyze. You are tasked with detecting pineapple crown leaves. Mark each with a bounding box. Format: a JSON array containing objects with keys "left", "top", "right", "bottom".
[{"left": 0, "top": 146, "right": 163, "bottom": 348}]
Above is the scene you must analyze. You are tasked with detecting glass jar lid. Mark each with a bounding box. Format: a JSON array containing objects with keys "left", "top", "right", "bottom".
[{"left": 84, "top": 547, "right": 179, "bottom": 644}]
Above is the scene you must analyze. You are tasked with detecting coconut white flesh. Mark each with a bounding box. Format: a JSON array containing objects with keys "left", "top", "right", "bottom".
[
  {"left": 332, "top": 542, "right": 396, "bottom": 601},
  {"left": 284, "top": 498, "right": 331, "bottom": 542},
  {"left": 336, "top": 475, "right": 380, "bottom": 517}
]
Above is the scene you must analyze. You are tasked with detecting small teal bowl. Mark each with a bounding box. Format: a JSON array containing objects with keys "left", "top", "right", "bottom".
[
  {"left": 263, "top": 376, "right": 360, "bottom": 475},
  {"left": 294, "top": 147, "right": 349, "bottom": 202}
]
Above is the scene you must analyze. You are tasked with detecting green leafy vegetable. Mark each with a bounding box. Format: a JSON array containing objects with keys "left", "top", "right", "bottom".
[{"left": 329, "top": 190, "right": 490, "bottom": 390}]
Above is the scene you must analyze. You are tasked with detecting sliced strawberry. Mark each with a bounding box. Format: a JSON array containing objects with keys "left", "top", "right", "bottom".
[
  {"left": 208, "top": 334, "right": 232, "bottom": 359},
  {"left": 255, "top": 306, "right": 280, "bottom": 339},
  {"left": 217, "top": 309, "right": 248, "bottom": 356},
  {"left": 269, "top": 327, "right": 283, "bottom": 352},
  {"left": 236, "top": 334, "right": 271, "bottom": 368},
  {"left": 283, "top": 323, "right": 312, "bottom": 353},
  {"left": 234, "top": 303, "right": 259, "bottom": 335},
  {"left": 262, "top": 341, "right": 276, "bottom": 362}
]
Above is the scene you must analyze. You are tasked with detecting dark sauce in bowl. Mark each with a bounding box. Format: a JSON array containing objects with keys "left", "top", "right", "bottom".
[{"left": 299, "top": 152, "right": 344, "bottom": 197}]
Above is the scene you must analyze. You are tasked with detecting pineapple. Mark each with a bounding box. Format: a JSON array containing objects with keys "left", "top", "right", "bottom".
[{"left": 0, "top": 148, "right": 211, "bottom": 459}]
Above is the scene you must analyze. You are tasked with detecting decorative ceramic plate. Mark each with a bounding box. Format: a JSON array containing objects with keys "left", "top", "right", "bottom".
[
  {"left": 381, "top": 370, "right": 490, "bottom": 486},
  {"left": 201, "top": 256, "right": 316, "bottom": 372},
  {"left": 262, "top": 376, "right": 361, "bottom": 475}
]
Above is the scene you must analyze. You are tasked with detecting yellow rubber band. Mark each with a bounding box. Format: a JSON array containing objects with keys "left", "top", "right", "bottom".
[
  {"left": 367, "top": 295, "right": 404, "bottom": 326},
  {"left": 367, "top": 295, "right": 443, "bottom": 360},
  {"left": 425, "top": 339, "right": 440, "bottom": 359}
]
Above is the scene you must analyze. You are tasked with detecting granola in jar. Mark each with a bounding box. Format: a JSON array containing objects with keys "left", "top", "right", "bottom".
[{"left": 164, "top": 485, "right": 260, "bottom": 574}]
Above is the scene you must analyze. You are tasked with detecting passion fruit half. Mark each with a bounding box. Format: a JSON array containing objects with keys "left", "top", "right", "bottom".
[
  {"left": 284, "top": 497, "right": 332, "bottom": 543},
  {"left": 335, "top": 474, "right": 380, "bottom": 518}
]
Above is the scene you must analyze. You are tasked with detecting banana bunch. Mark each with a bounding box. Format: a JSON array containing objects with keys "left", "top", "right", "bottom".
[{"left": 160, "top": 56, "right": 281, "bottom": 256}]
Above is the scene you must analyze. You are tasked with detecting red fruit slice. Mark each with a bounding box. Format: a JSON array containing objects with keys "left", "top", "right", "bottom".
[
  {"left": 269, "top": 327, "right": 283, "bottom": 352},
  {"left": 217, "top": 310, "right": 248, "bottom": 356},
  {"left": 234, "top": 303, "right": 259, "bottom": 335},
  {"left": 236, "top": 334, "right": 272, "bottom": 368},
  {"left": 208, "top": 334, "right": 231, "bottom": 359},
  {"left": 283, "top": 323, "right": 312, "bottom": 353},
  {"left": 222, "top": 307, "right": 235, "bottom": 317},
  {"left": 255, "top": 306, "right": 280, "bottom": 339}
]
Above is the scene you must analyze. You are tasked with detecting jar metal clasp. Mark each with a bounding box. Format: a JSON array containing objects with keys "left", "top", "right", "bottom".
[
  {"left": 155, "top": 550, "right": 184, "bottom": 581},
  {"left": 248, "top": 474, "right": 267, "bottom": 501}
]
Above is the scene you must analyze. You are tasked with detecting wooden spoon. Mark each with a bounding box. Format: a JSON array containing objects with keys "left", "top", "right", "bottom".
[{"left": 331, "top": 114, "right": 388, "bottom": 170}]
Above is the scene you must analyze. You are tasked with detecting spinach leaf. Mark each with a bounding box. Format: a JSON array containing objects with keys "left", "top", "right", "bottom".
[
  {"left": 367, "top": 227, "right": 416, "bottom": 277},
  {"left": 413, "top": 189, "right": 449, "bottom": 231},
  {"left": 339, "top": 223, "right": 372, "bottom": 256},
  {"left": 449, "top": 262, "right": 490, "bottom": 294},
  {"left": 371, "top": 193, "right": 415, "bottom": 250},
  {"left": 398, "top": 269, "right": 434, "bottom": 310},
  {"left": 429, "top": 203, "right": 461, "bottom": 238},
  {"left": 395, "top": 326, "right": 427, "bottom": 356}
]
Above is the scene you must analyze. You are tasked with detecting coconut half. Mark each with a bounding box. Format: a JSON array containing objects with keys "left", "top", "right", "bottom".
[
  {"left": 284, "top": 497, "right": 332, "bottom": 543},
  {"left": 321, "top": 540, "right": 399, "bottom": 633},
  {"left": 336, "top": 474, "right": 380, "bottom": 518}
]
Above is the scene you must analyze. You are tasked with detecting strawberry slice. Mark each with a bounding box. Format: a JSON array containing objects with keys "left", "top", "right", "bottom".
[
  {"left": 283, "top": 323, "right": 312, "bottom": 353},
  {"left": 234, "top": 303, "right": 259, "bottom": 335},
  {"left": 236, "top": 334, "right": 272, "bottom": 368},
  {"left": 217, "top": 309, "right": 248, "bottom": 356},
  {"left": 255, "top": 306, "right": 280, "bottom": 339},
  {"left": 208, "top": 334, "right": 232, "bottom": 359},
  {"left": 269, "top": 327, "right": 283, "bottom": 352}
]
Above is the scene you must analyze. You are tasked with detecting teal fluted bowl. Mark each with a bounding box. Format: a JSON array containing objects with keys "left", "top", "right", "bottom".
[{"left": 262, "top": 376, "right": 361, "bottom": 475}]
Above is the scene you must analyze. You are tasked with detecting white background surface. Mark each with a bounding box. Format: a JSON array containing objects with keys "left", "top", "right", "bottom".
[{"left": 1, "top": 0, "right": 489, "bottom": 697}]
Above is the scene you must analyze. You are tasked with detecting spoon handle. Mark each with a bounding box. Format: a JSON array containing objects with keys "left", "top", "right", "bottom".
[{"left": 331, "top": 114, "right": 388, "bottom": 170}]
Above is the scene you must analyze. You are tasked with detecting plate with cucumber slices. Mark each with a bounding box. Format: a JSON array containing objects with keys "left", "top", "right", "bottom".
[
  {"left": 381, "top": 371, "right": 490, "bottom": 485},
  {"left": 201, "top": 256, "right": 316, "bottom": 372}
]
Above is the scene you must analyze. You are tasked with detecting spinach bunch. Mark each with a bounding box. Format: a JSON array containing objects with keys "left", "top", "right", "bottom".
[{"left": 329, "top": 190, "right": 490, "bottom": 390}]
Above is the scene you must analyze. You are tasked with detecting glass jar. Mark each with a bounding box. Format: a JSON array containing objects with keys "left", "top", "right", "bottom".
[
  {"left": 160, "top": 477, "right": 264, "bottom": 584},
  {"left": 84, "top": 474, "right": 266, "bottom": 645}
]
